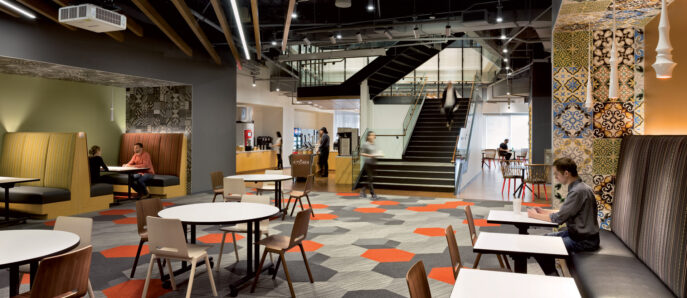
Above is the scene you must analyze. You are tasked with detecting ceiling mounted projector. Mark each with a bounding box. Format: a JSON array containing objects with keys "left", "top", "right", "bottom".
[
  {"left": 335, "top": 0, "right": 351, "bottom": 8},
  {"left": 59, "top": 4, "right": 126, "bottom": 32}
]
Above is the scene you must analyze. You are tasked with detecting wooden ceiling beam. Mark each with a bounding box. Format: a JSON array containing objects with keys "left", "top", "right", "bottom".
[
  {"left": 17, "top": 0, "right": 75, "bottom": 30},
  {"left": 53, "top": 0, "right": 143, "bottom": 37},
  {"left": 210, "top": 0, "right": 242, "bottom": 70},
  {"left": 281, "top": 0, "right": 295, "bottom": 52},
  {"left": 171, "top": 0, "right": 221, "bottom": 65},
  {"left": 250, "top": 0, "right": 261, "bottom": 60},
  {"left": 131, "top": 0, "right": 193, "bottom": 57}
]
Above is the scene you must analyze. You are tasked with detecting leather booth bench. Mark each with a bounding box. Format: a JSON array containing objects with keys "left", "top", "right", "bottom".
[
  {"left": 569, "top": 136, "right": 687, "bottom": 297},
  {"left": 0, "top": 132, "right": 113, "bottom": 219},
  {"left": 105, "top": 133, "right": 187, "bottom": 198}
]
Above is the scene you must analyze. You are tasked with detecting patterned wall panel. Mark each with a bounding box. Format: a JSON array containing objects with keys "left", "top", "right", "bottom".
[{"left": 126, "top": 86, "right": 192, "bottom": 192}]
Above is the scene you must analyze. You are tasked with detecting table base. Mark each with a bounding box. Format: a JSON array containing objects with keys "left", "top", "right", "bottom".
[
  {"left": 228, "top": 262, "right": 275, "bottom": 297},
  {"left": 513, "top": 256, "right": 527, "bottom": 273},
  {"left": 0, "top": 217, "right": 27, "bottom": 228}
]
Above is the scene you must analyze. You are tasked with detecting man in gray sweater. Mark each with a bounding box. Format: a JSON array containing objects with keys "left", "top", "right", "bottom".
[{"left": 527, "top": 157, "right": 600, "bottom": 275}]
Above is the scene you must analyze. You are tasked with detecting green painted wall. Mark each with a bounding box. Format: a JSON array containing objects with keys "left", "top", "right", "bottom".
[{"left": 0, "top": 73, "right": 126, "bottom": 164}]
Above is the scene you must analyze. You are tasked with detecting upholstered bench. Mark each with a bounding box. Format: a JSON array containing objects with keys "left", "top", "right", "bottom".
[
  {"left": 106, "top": 133, "right": 187, "bottom": 198},
  {"left": 0, "top": 186, "right": 70, "bottom": 204},
  {"left": 569, "top": 136, "right": 687, "bottom": 298},
  {"left": 90, "top": 183, "right": 113, "bottom": 198}
]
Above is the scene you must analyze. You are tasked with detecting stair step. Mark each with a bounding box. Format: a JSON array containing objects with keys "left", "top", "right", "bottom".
[
  {"left": 404, "top": 151, "right": 454, "bottom": 157},
  {"left": 358, "top": 181, "right": 455, "bottom": 192},
  {"left": 375, "top": 169, "right": 455, "bottom": 179},
  {"left": 406, "top": 146, "right": 455, "bottom": 152},
  {"left": 404, "top": 156, "right": 454, "bottom": 162}
]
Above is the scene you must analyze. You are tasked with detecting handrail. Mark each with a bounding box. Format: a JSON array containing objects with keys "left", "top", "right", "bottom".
[
  {"left": 451, "top": 80, "right": 476, "bottom": 163},
  {"left": 375, "top": 77, "right": 428, "bottom": 137}
]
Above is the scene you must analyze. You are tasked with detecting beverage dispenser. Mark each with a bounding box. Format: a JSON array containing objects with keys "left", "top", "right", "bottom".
[{"left": 236, "top": 106, "right": 255, "bottom": 151}]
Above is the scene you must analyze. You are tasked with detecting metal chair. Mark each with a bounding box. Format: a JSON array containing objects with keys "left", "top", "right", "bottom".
[{"left": 500, "top": 160, "right": 523, "bottom": 197}]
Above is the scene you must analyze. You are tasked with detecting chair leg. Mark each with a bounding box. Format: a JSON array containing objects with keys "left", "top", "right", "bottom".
[
  {"left": 544, "top": 184, "right": 549, "bottom": 201},
  {"left": 299, "top": 244, "right": 314, "bottom": 283},
  {"left": 212, "top": 193, "right": 218, "bottom": 202},
  {"left": 298, "top": 197, "right": 305, "bottom": 212},
  {"left": 87, "top": 279, "right": 95, "bottom": 298},
  {"left": 156, "top": 258, "right": 165, "bottom": 278},
  {"left": 472, "top": 253, "right": 482, "bottom": 269},
  {"left": 250, "top": 250, "right": 269, "bottom": 293},
  {"left": 279, "top": 251, "right": 296, "bottom": 298},
  {"left": 501, "top": 179, "right": 506, "bottom": 195},
  {"left": 508, "top": 179, "right": 511, "bottom": 195},
  {"left": 496, "top": 254, "right": 506, "bottom": 269},
  {"left": 283, "top": 196, "right": 293, "bottom": 220},
  {"left": 503, "top": 255, "right": 512, "bottom": 271},
  {"left": 141, "top": 254, "right": 156, "bottom": 298},
  {"left": 204, "top": 255, "right": 218, "bottom": 296},
  {"left": 217, "top": 232, "right": 226, "bottom": 271},
  {"left": 166, "top": 258, "right": 177, "bottom": 290},
  {"left": 272, "top": 254, "right": 282, "bottom": 280},
  {"left": 305, "top": 194, "right": 315, "bottom": 216},
  {"left": 521, "top": 183, "right": 526, "bottom": 199},
  {"left": 290, "top": 197, "right": 299, "bottom": 217},
  {"left": 130, "top": 239, "right": 145, "bottom": 278},
  {"left": 185, "top": 257, "right": 197, "bottom": 298},
  {"left": 232, "top": 232, "right": 239, "bottom": 262}
]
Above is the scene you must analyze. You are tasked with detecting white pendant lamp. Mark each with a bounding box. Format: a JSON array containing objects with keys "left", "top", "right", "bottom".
[
  {"left": 608, "top": 1, "right": 619, "bottom": 100},
  {"left": 586, "top": 25, "right": 594, "bottom": 109},
  {"left": 652, "top": 0, "right": 677, "bottom": 79}
]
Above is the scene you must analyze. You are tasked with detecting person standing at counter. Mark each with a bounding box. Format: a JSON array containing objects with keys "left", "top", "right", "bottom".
[
  {"left": 275, "top": 131, "right": 283, "bottom": 170},
  {"left": 360, "top": 131, "right": 378, "bottom": 199},
  {"left": 317, "top": 127, "right": 330, "bottom": 177}
]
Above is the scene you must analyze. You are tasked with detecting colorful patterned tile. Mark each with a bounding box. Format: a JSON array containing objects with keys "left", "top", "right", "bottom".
[
  {"left": 593, "top": 102, "right": 633, "bottom": 138},
  {"left": 554, "top": 67, "right": 587, "bottom": 102},
  {"left": 553, "top": 137, "right": 593, "bottom": 176},
  {"left": 593, "top": 175, "right": 615, "bottom": 230},
  {"left": 593, "top": 156, "right": 619, "bottom": 175},
  {"left": 592, "top": 139, "right": 622, "bottom": 157},
  {"left": 554, "top": 102, "right": 593, "bottom": 138}
]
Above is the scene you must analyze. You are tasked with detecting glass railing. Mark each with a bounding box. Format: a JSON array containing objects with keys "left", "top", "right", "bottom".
[{"left": 454, "top": 77, "right": 485, "bottom": 194}]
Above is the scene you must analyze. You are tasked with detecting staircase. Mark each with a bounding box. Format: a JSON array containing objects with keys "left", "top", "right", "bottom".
[
  {"left": 297, "top": 43, "right": 442, "bottom": 100},
  {"left": 358, "top": 97, "right": 470, "bottom": 193}
]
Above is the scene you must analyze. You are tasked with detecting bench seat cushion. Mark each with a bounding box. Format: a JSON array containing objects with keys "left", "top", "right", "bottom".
[
  {"left": 572, "top": 230, "right": 675, "bottom": 298},
  {"left": 90, "top": 183, "right": 113, "bottom": 197},
  {"left": 0, "top": 186, "right": 70, "bottom": 204},
  {"left": 103, "top": 174, "right": 180, "bottom": 187}
]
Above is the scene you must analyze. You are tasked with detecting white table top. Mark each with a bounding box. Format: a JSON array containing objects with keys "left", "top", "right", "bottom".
[
  {"left": 473, "top": 232, "right": 568, "bottom": 257},
  {"left": 0, "top": 176, "right": 40, "bottom": 186},
  {"left": 0, "top": 230, "right": 80, "bottom": 268},
  {"left": 226, "top": 174, "right": 292, "bottom": 182},
  {"left": 158, "top": 202, "right": 280, "bottom": 224},
  {"left": 487, "top": 210, "right": 558, "bottom": 227},
  {"left": 105, "top": 166, "right": 149, "bottom": 173},
  {"left": 451, "top": 269, "right": 581, "bottom": 298}
]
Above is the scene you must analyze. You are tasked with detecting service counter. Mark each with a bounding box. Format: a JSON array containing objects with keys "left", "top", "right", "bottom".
[{"left": 236, "top": 149, "right": 277, "bottom": 173}]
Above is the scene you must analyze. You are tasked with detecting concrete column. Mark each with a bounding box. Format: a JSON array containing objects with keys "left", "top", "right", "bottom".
[{"left": 530, "top": 62, "right": 552, "bottom": 164}]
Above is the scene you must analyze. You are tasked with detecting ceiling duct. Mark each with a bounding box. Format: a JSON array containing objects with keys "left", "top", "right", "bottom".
[{"left": 461, "top": 10, "right": 489, "bottom": 26}]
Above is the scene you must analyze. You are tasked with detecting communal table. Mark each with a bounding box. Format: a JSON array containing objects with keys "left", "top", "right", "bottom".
[
  {"left": 0, "top": 230, "right": 80, "bottom": 297},
  {"left": 487, "top": 210, "right": 558, "bottom": 234},
  {"left": 104, "top": 166, "right": 149, "bottom": 202},
  {"left": 0, "top": 177, "right": 40, "bottom": 226},
  {"left": 473, "top": 232, "right": 568, "bottom": 274},
  {"left": 158, "top": 202, "right": 279, "bottom": 296},
  {"left": 226, "top": 174, "right": 292, "bottom": 215},
  {"left": 451, "top": 268, "right": 581, "bottom": 298}
]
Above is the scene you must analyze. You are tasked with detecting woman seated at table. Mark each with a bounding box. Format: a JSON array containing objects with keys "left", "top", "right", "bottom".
[
  {"left": 527, "top": 157, "right": 599, "bottom": 276},
  {"left": 88, "top": 145, "right": 109, "bottom": 184}
]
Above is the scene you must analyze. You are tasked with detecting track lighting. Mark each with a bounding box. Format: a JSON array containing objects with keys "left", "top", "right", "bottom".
[
  {"left": 384, "top": 30, "right": 393, "bottom": 40},
  {"left": 413, "top": 26, "right": 419, "bottom": 39},
  {"left": 329, "top": 34, "right": 336, "bottom": 44},
  {"left": 652, "top": 0, "right": 677, "bottom": 79},
  {"left": 356, "top": 32, "right": 363, "bottom": 43},
  {"left": 303, "top": 37, "right": 311, "bottom": 46}
]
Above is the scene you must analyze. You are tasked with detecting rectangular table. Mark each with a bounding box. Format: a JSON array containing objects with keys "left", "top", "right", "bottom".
[
  {"left": 487, "top": 210, "right": 558, "bottom": 234},
  {"left": 473, "top": 232, "right": 568, "bottom": 273},
  {"left": 451, "top": 268, "right": 581, "bottom": 298},
  {"left": 0, "top": 177, "right": 40, "bottom": 227}
]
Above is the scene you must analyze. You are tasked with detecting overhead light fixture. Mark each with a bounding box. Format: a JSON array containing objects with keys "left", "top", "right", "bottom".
[
  {"left": 336, "top": 32, "right": 342, "bottom": 39},
  {"left": 384, "top": 30, "right": 393, "bottom": 40},
  {"left": 0, "top": 0, "right": 35, "bottom": 18},
  {"left": 271, "top": 40, "right": 277, "bottom": 46},
  {"left": 252, "top": 76, "right": 256, "bottom": 87},
  {"left": 503, "top": 58, "right": 509, "bottom": 62},
  {"left": 413, "top": 26, "right": 420, "bottom": 39},
  {"left": 356, "top": 32, "right": 363, "bottom": 43},
  {"left": 609, "top": 0, "right": 619, "bottom": 99},
  {"left": 507, "top": 92, "right": 511, "bottom": 95},
  {"left": 501, "top": 34, "right": 507, "bottom": 40},
  {"left": 502, "top": 48, "right": 508, "bottom": 53},
  {"left": 505, "top": 66, "right": 510, "bottom": 70},
  {"left": 291, "top": 12, "right": 298, "bottom": 19},
  {"left": 496, "top": 1, "right": 503, "bottom": 23},
  {"left": 303, "top": 37, "right": 311, "bottom": 46},
  {"left": 276, "top": 87, "right": 280, "bottom": 91},
  {"left": 367, "top": 0, "right": 374, "bottom": 11},
  {"left": 229, "top": 0, "right": 251, "bottom": 60},
  {"left": 652, "top": 0, "right": 677, "bottom": 79},
  {"left": 329, "top": 34, "right": 336, "bottom": 44},
  {"left": 445, "top": 25, "right": 451, "bottom": 37}
]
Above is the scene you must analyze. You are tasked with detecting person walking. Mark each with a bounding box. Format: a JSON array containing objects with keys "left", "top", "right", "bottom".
[
  {"left": 317, "top": 127, "right": 330, "bottom": 177},
  {"left": 440, "top": 81, "right": 460, "bottom": 129},
  {"left": 360, "top": 131, "right": 380, "bottom": 199},
  {"left": 274, "top": 131, "right": 283, "bottom": 170}
]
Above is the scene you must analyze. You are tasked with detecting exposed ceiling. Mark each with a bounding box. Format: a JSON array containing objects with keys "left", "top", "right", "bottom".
[{"left": 555, "top": 0, "right": 673, "bottom": 31}]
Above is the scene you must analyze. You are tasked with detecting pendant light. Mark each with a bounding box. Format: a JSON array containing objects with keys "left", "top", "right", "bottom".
[
  {"left": 585, "top": 24, "right": 594, "bottom": 109},
  {"left": 652, "top": 0, "right": 677, "bottom": 79},
  {"left": 608, "top": 0, "right": 619, "bottom": 100}
]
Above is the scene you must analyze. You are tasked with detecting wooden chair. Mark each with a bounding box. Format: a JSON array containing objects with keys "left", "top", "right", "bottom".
[
  {"left": 13, "top": 245, "right": 93, "bottom": 298},
  {"left": 143, "top": 216, "right": 217, "bottom": 298},
  {"left": 210, "top": 171, "right": 224, "bottom": 202},
  {"left": 283, "top": 174, "right": 315, "bottom": 219},
  {"left": 516, "top": 148, "right": 528, "bottom": 161},
  {"left": 251, "top": 209, "right": 314, "bottom": 297},
  {"left": 464, "top": 205, "right": 511, "bottom": 271},
  {"left": 256, "top": 170, "right": 283, "bottom": 195},
  {"left": 216, "top": 194, "right": 273, "bottom": 270},
  {"left": 522, "top": 164, "right": 551, "bottom": 200},
  {"left": 130, "top": 198, "right": 165, "bottom": 278},
  {"left": 20, "top": 216, "right": 95, "bottom": 297},
  {"left": 481, "top": 149, "right": 497, "bottom": 169},
  {"left": 445, "top": 225, "right": 509, "bottom": 280},
  {"left": 500, "top": 160, "right": 523, "bottom": 197},
  {"left": 406, "top": 260, "right": 431, "bottom": 298},
  {"left": 223, "top": 177, "right": 245, "bottom": 202}
]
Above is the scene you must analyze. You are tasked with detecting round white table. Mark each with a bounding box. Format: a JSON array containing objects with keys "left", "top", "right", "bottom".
[
  {"left": 158, "top": 202, "right": 280, "bottom": 296},
  {"left": 0, "top": 230, "right": 80, "bottom": 296},
  {"left": 226, "top": 174, "right": 292, "bottom": 213}
]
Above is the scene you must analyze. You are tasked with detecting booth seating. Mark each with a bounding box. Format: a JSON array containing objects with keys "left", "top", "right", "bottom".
[
  {"left": 106, "top": 133, "right": 187, "bottom": 198},
  {"left": 570, "top": 136, "right": 687, "bottom": 297},
  {"left": 0, "top": 132, "right": 113, "bottom": 219}
]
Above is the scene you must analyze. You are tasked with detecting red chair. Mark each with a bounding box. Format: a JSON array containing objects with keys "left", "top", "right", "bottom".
[{"left": 521, "top": 164, "right": 550, "bottom": 200}]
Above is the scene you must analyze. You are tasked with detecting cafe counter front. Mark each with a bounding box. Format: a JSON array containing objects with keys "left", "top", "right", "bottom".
[{"left": 236, "top": 149, "right": 277, "bottom": 173}]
